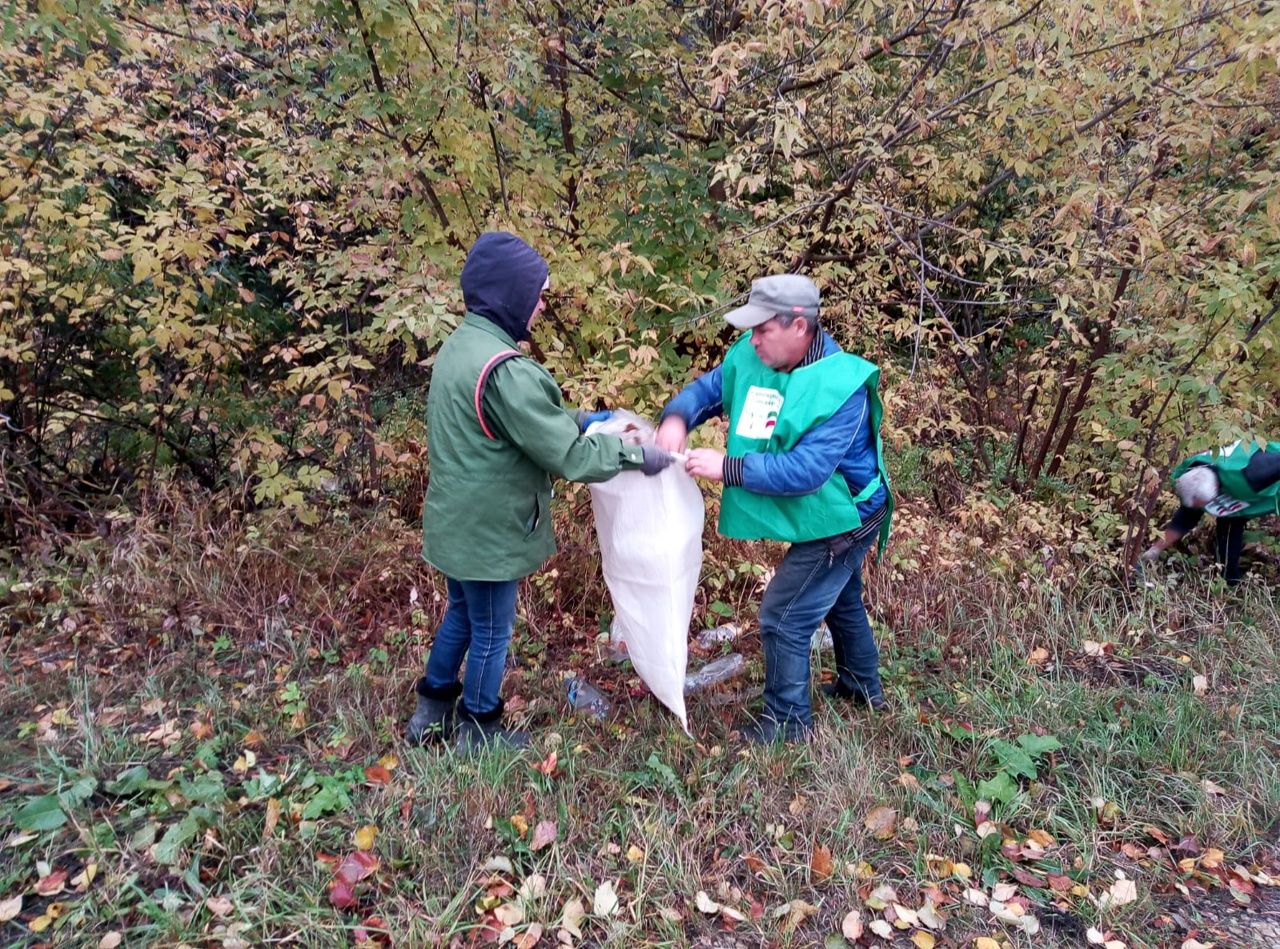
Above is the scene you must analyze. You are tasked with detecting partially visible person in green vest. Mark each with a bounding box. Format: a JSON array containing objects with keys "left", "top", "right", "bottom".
[
  {"left": 408, "top": 232, "right": 675, "bottom": 752},
  {"left": 655, "top": 274, "right": 893, "bottom": 744},
  {"left": 1140, "top": 439, "right": 1280, "bottom": 585}
]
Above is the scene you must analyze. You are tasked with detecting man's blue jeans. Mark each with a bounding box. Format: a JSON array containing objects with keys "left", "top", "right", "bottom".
[
  {"left": 423, "top": 577, "right": 519, "bottom": 716},
  {"left": 758, "top": 528, "right": 883, "bottom": 734}
]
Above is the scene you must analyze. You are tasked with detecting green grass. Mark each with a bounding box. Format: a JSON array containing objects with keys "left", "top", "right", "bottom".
[{"left": 2, "top": 516, "right": 1279, "bottom": 947}]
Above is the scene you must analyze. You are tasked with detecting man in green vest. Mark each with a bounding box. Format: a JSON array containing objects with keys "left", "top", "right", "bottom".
[
  {"left": 408, "top": 232, "right": 674, "bottom": 751},
  {"left": 1140, "top": 440, "right": 1280, "bottom": 585},
  {"left": 656, "top": 274, "right": 893, "bottom": 743}
]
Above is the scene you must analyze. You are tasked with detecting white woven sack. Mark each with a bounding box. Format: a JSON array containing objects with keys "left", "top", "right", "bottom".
[{"left": 587, "top": 411, "right": 704, "bottom": 732}]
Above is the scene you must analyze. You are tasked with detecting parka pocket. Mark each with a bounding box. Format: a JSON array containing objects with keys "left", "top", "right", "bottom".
[{"left": 523, "top": 491, "right": 547, "bottom": 537}]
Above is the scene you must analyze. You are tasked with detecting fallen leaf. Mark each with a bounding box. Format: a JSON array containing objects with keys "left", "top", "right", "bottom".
[
  {"left": 532, "top": 751, "right": 558, "bottom": 776},
  {"left": 329, "top": 849, "right": 379, "bottom": 909},
  {"left": 912, "top": 933, "right": 936, "bottom": 949},
  {"left": 363, "top": 765, "right": 392, "bottom": 786},
  {"left": 560, "top": 898, "right": 585, "bottom": 938},
  {"left": 869, "top": 919, "right": 894, "bottom": 938},
  {"left": 1101, "top": 877, "right": 1138, "bottom": 910},
  {"left": 1201, "top": 779, "right": 1227, "bottom": 796},
  {"left": 866, "top": 883, "right": 898, "bottom": 910},
  {"left": 35, "top": 869, "right": 67, "bottom": 896},
  {"left": 841, "top": 909, "right": 863, "bottom": 940},
  {"left": 1181, "top": 940, "right": 1215, "bottom": 949},
  {"left": 29, "top": 913, "right": 53, "bottom": 932},
  {"left": 892, "top": 903, "right": 920, "bottom": 928},
  {"left": 206, "top": 895, "right": 234, "bottom": 917},
  {"left": 0, "top": 895, "right": 21, "bottom": 922},
  {"left": 483, "top": 856, "right": 515, "bottom": 874},
  {"left": 1087, "top": 928, "right": 1106, "bottom": 945},
  {"left": 1028, "top": 646, "right": 1050, "bottom": 667},
  {"left": 974, "top": 939, "right": 1002, "bottom": 949},
  {"left": 515, "top": 922, "right": 544, "bottom": 948},
  {"left": 494, "top": 903, "right": 525, "bottom": 926},
  {"left": 776, "top": 899, "right": 818, "bottom": 932},
  {"left": 1027, "top": 828, "right": 1055, "bottom": 848},
  {"left": 695, "top": 891, "right": 720, "bottom": 914},
  {"left": 810, "top": 844, "right": 833, "bottom": 881},
  {"left": 991, "top": 883, "right": 1018, "bottom": 902},
  {"left": 625, "top": 844, "right": 644, "bottom": 863},
  {"left": 263, "top": 797, "right": 281, "bottom": 841},
  {"left": 99, "top": 933, "right": 123, "bottom": 948},
  {"left": 864, "top": 805, "right": 898, "bottom": 840},
  {"left": 510, "top": 814, "right": 529, "bottom": 837},
  {"left": 71, "top": 863, "right": 97, "bottom": 891},
  {"left": 593, "top": 881, "right": 618, "bottom": 916},
  {"left": 354, "top": 825, "right": 378, "bottom": 851},
  {"left": 519, "top": 874, "right": 547, "bottom": 902},
  {"left": 1192, "top": 675, "right": 1208, "bottom": 696},
  {"left": 531, "top": 821, "right": 557, "bottom": 851},
  {"left": 917, "top": 898, "right": 946, "bottom": 931}
]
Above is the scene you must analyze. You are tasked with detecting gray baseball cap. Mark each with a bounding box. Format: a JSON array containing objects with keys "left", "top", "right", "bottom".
[{"left": 725, "top": 274, "right": 821, "bottom": 329}]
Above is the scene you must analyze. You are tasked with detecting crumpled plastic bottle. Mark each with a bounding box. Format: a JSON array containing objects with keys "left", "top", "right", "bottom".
[
  {"left": 566, "top": 677, "right": 612, "bottom": 719},
  {"left": 684, "top": 653, "right": 747, "bottom": 694},
  {"left": 696, "top": 623, "right": 742, "bottom": 648}
]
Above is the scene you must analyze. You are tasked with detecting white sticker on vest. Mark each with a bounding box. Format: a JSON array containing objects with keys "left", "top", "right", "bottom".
[
  {"left": 735, "top": 386, "right": 785, "bottom": 440},
  {"left": 1205, "top": 493, "right": 1248, "bottom": 517}
]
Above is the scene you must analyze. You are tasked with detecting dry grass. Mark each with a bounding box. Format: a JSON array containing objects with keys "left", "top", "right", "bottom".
[{"left": 2, "top": 491, "right": 1279, "bottom": 947}]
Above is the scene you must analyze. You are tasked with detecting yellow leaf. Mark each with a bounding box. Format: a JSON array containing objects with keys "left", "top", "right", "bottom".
[
  {"left": 625, "top": 845, "right": 644, "bottom": 863},
  {"left": 510, "top": 814, "right": 529, "bottom": 837},
  {"left": 974, "top": 939, "right": 1003, "bottom": 949},
  {"left": 913, "top": 933, "right": 937, "bottom": 949},
  {"left": 29, "top": 913, "right": 52, "bottom": 932},
  {"left": 354, "top": 825, "right": 379, "bottom": 851}
]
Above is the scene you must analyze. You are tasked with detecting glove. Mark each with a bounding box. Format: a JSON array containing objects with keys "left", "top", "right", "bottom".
[
  {"left": 639, "top": 445, "right": 675, "bottom": 476},
  {"left": 577, "top": 409, "right": 613, "bottom": 432},
  {"left": 1138, "top": 546, "right": 1161, "bottom": 563}
]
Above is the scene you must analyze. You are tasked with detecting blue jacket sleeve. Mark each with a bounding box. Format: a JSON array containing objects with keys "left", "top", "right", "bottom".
[{"left": 660, "top": 365, "right": 725, "bottom": 430}]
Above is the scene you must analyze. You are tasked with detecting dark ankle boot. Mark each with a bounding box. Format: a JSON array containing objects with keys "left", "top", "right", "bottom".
[
  {"left": 406, "top": 680, "right": 462, "bottom": 745},
  {"left": 455, "top": 698, "right": 530, "bottom": 752}
]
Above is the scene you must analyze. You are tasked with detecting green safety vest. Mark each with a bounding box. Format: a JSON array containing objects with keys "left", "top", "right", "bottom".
[
  {"left": 719, "top": 334, "right": 893, "bottom": 552},
  {"left": 1171, "top": 439, "right": 1280, "bottom": 519}
]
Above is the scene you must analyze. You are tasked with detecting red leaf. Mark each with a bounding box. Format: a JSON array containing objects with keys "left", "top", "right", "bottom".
[
  {"left": 1012, "top": 867, "right": 1047, "bottom": 888},
  {"left": 530, "top": 820, "right": 558, "bottom": 851},
  {"left": 1048, "top": 874, "right": 1073, "bottom": 893},
  {"left": 363, "top": 765, "right": 392, "bottom": 786},
  {"left": 36, "top": 869, "right": 68, "bottom": 896},
  {"left": 329, "top": 880, "right": 358, "bottom": 909},
  {"left": 335, "top": 851, "right": 379, "bottom": 885}
]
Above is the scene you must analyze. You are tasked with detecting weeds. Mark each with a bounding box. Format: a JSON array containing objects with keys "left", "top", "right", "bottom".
[{"left": 2, "top": 495, "right": 1278, "bottom": 946}]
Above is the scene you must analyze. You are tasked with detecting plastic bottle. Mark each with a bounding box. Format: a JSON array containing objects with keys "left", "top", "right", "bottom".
[
  {"left": 684, "top": 653, "right": 747, "bottom": 693},
  {"left": 696, "top": 623, "right": 742, "bottom": 648},
  {"left": 566, "top": 677, "right": 612, "bottom": 719}
]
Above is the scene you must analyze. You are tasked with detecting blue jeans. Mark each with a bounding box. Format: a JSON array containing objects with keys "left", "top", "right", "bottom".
[
  {"left": 423, "top": 577, "right": 519, "bottom": 716},
  {"left": 757, "top": 528, "right": 882, "bottom": 733}
]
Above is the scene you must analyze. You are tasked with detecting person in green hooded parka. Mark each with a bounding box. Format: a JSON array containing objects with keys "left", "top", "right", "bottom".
[{"left": 407, "top": 232, "right": 674, "bottom": 751}]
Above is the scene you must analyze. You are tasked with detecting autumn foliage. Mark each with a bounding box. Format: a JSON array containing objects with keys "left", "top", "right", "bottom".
[{"left": 1, "top": 0, "right": 1276, "bottom": 560}]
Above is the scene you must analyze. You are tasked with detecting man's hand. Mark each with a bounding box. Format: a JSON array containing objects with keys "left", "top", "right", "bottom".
[
  {"left": 685, "top": 448, "right": 725, "bottom": 482},
  {"left": 655, "top": 416, "right": 688, "bottom": 453},
  {"left": 639, "top": 445, "right": 676, "bottom": 476},
  {"left": 1139, "top": 545, "right": 1161, "bottom": 563},
  {"left": 577, "top": 409, "right": 613, "bottom": 432}
]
